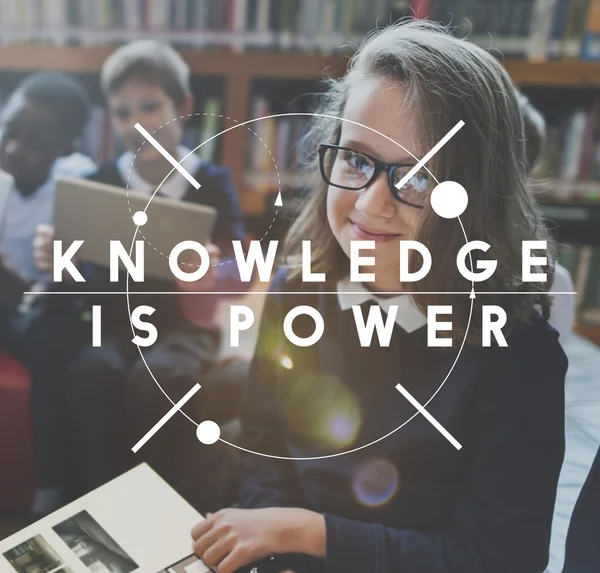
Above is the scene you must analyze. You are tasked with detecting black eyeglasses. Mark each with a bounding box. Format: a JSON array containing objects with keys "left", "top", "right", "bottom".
[{"left": 318, "top": 143, "right": 430, "bottom": 209}]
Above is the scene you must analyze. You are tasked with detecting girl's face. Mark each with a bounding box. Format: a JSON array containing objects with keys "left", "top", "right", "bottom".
[{"left": 326, "top": 77, "right": 425, "bottom": 292}]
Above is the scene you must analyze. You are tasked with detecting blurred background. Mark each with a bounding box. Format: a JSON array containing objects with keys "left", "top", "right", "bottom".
[
  {"left": 0, "top": 0, "right": 598, "bottom": 339},
  {"left": 0, "top": 2, "right": 599, "bottom": 571}
]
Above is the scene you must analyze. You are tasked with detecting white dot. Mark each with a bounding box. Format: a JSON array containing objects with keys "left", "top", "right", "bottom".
[
  {"left": 196, "top": 420, "right": 221, "bottom": 445},
  {"left": 132, "top": 210, "right": 148, "bottom": 226},
  {"left": 430, "top": 181, "right": 468, "bottom": 219}
]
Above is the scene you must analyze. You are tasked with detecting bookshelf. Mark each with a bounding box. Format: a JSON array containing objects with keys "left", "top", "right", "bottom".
[
  {"left": 4, "top": 44, "right": 600, "bottom": 212},
  {"left": 1, "top": 38, "right": 600, "bottom": 342},
  {"left": 3, "top": 44, "right": 600, "bottom": 84}
]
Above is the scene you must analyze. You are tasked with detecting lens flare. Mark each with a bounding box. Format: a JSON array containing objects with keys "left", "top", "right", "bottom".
[
  {"left": 280, "top": 355, "right": 294, "bottom": 370},
  {"left": 282, "top": 373, "right": 362, "bottom": 449},
  {"left": 352, "top": 458, "right": 400, "bottom": 508}
]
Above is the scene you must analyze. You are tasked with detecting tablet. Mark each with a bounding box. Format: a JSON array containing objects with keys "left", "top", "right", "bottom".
[{"left": 55, "top": 177, "right": 218, "bottom": 281}]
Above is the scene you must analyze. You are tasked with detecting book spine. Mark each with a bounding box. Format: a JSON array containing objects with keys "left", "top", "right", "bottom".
[
  {"left": 412, "top": 0, "right": 430, "bottom": 18},
  {"left": 561, "top": 110, "right": 587, "bottom": 181},
  {"left": 579, "top": 100, "right": 599, "bottom": 179},
  {"left": 575, "top": 245, "right": 593, "bottom": 309},
  {"left": 528, "top": 0, "right": 557, "bottom": 60}
]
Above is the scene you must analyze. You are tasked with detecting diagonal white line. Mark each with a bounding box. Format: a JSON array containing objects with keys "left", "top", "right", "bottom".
[
  {"left": 395, "top": 383, "right": 462, "bottom": 450},
  {"left": 131, "top": 383, "right": 201, "bottom": 453},
  {"left": 134, "top": 123, "right": 201, "bottom": 189},
  {"left": 395, "top": 120, "right": 465, "bottom": 190}
]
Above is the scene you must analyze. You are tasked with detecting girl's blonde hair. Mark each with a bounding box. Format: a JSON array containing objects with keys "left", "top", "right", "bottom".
[{"left": 284, "top": 20, "right": 554, "bottom": 345}]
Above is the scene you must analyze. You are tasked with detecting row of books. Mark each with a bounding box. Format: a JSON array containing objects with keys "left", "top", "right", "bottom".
[
  {"left": 2, "top": 0, "right": 599, "bottom": 59},
  {"left": 558, "top": 243, "right": 600, "bottom": 324},
  {"left": 430, "top": 0, "right": 600, "bottom": 60},
  {"left": 79, "top": 98, "right": 223, "bottom": 166},
  {"left": 0, "top": 0, "right": 400, "bottom": 51},
  {"left": 246, "top": 95, "right": 311, "bottom": 182},
  {"left": 534, "top": 101, "right": 600, "bottom": 202}
]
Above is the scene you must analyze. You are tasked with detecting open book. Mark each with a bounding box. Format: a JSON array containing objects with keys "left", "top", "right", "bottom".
[{"left": 0, "top": 464, "right": 213, "bottom": 573}]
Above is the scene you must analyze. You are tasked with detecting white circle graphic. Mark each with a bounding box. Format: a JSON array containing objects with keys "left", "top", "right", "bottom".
[
  {"left": 125, "top": 112, "right": 475, "bottom": 461},
  {"left": 197, "top": 420, "right": 221, "bottom": 445},
  {"left": 430, "top": 181, "right": 468, "bottom": 219},
  {"left": 132, "top": 210, "right": 148, "bottom": 226}
]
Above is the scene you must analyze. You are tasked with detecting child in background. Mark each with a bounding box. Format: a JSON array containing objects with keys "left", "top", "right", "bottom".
[
  {"left": 192, "top": 22, "right": 567, "bottom": 573},
  {"left": 32, "top": 41, "right": 246, "bottom": 513},
  {"left": 0, "top": 72, "right": 93, "bottom": 328},
  {"left": 516, "top": 89, "right": 576, "bottom": 339},
  {"left": 0, "top": 73, "right": 94, "bottom": 290},
  {"left": 0, "top": 73, "right": 95, "bottom": 517}
]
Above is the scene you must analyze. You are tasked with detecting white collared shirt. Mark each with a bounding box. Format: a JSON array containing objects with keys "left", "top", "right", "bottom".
[
  {"left": 116, "top": 145, "right": 201, "bottom": 200},
  {"left": 0, "top": 153, "right": 95, "bottom": 284},
  {"left": 337, "top": 277, "right": 427, "bottom": 333}
]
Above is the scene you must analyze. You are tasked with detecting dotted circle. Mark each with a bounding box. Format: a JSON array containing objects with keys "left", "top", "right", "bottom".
[{"left": 125, "top": 112, "right": 282, "bottom": 270}]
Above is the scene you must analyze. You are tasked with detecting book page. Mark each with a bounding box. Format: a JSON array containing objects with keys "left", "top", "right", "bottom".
[{"left": 0, "top": 464, "right": 209, "bottom": 573}]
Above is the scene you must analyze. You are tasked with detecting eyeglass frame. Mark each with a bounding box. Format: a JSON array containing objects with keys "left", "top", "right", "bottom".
[{"left": 318, "top": 143, "right": 429, "bottom": 209}]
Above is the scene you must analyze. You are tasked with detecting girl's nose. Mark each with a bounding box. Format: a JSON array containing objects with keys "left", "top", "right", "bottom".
[{"left": 354, "top": 172, "right": 396, "bottom": 218}]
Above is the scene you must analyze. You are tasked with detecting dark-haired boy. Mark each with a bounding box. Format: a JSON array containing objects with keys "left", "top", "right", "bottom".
[
  {"left": 0, "top": 72, "right": 94, "bottom": 295},
  {"left": 34, "top": 41, "right": 247, "bottom": 513},
  {"left": 0, "top": 72, "right": 95, "bottom": 516}
]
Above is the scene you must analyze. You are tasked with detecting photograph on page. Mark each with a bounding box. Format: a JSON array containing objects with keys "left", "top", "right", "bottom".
[
  {"left": 52, "top": 510, "right": 138, "bottom": 573},
  {"left": 159, "top": 553, "right": 215, "bottom": 573},
  {"left": 3, "top": 534, "right": 75, "bottom": 573}
]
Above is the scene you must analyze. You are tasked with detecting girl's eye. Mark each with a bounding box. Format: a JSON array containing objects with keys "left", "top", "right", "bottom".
[
  {"left": 343, "top": 150, "right": 372, "bottom": 173},
  {"left": 393, "top": 167, "right": 429, "bottom": 191}
]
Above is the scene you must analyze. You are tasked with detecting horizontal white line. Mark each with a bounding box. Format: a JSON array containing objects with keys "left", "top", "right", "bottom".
[
  {"left": 395, "top": 383, "right": 462, "bottom": 450},
  {"left": 131, "top": 383, "right": 201, "bottom": 453},
  {"left": 23, "top": 291, "right": 578, "bottom": 296}
]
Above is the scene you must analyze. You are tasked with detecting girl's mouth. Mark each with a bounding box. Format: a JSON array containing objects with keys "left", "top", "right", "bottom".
[{"left": 349, "top": 220, "right": 403, "bottom": 243}]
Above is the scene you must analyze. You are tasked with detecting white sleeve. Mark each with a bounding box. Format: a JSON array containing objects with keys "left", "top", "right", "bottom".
[{"left": 549, "top": 263, "right": 576, "bottom": 339}]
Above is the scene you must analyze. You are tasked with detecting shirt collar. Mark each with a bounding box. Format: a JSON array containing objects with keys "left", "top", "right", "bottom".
[
  {"left": 337, "top": 277, "right": 427, "bottom": 333},
  {"left": 116, "top": 146, "right": 201, "bottom": 200}
]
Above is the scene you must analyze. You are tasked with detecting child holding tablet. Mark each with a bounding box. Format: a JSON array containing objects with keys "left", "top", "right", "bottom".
[
  {"left": 192, "top": 21, "right": 567, "bottom": 573},
  {"left": 32, "top": 41, "right": 246, "bottom": 514}
]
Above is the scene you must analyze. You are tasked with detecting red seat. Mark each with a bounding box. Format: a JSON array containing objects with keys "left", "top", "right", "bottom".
[{"left": 0, "top": 353, "right": 34, "bottom": 512}]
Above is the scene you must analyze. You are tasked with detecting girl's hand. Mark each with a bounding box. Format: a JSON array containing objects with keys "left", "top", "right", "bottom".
[
  {"left": 191, "top": 507, "right": 325, "bottom": 573},
  {"left": 176, "top": 243, "right": 220, "bottom": 292}
]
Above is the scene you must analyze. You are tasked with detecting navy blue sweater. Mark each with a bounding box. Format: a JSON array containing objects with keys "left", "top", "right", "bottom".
[{"left": 238, "top": 270, "right": 567, "bottom": 573}]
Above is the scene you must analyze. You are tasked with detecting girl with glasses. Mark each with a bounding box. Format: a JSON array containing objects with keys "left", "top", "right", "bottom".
[{"left": 192, "top": 20, "right": 566, "bottom": 573}]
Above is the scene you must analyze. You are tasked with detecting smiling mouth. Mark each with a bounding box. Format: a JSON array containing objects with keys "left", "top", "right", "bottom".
[{"left": 349, "top": 220, "right": 403, "bottom": 243}]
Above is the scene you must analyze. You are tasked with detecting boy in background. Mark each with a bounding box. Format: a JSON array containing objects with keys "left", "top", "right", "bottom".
[
  {"left": 0, "top": 72, "right": 93, "bottom": 316},
  {"left": 34, "top": 41, "right": 246, "bottom": 514},
  {"left": 0, "top": 72, "right": 95, "bottom": 516}
]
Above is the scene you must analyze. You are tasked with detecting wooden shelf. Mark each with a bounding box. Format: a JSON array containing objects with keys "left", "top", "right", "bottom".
[
  {"left": 4, "top": 43, "right": 600, "bottom": 217},
  {"left": 3, "top": 44, "right": 600, "bottom": 87},
  {"left": 504, "top": 59, "right": 600, "bottom": 87},
  {"left": 0, "top": 44, "right": 349, "bottom": 79}
]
